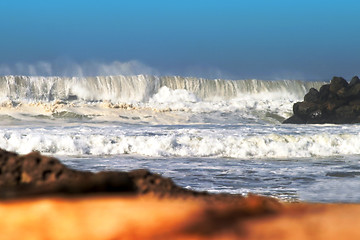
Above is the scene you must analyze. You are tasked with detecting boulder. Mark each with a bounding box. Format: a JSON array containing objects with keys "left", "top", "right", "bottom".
[
  {"left": 343, "top": 83, "right": 360, "bottom": 99},
  {"left": 329, "top": 76, "right": 348, "bottom": 93},
  {"left": 304, "top": 88, "right": 320, "bottom": 103},
  {"left": 283, "top": 76, "right": 360, "bottom": 124},
  {"left": 349, "top": 76, "right": 360, "bottom": 86},
  {"left": 282, "top": 115, "right": 306, "bottom": 124},
  {"left": 293, "top": 101, "right": 319, "bottom": 118},
  {"left": 319, "top": 84, "right": 330, "bottom": 101}
]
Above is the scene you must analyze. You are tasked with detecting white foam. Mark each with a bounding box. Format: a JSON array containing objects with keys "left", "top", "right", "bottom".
[
  {"left": 150, "top": 86, "right": 199, "bottom": 104},
  {"left": 0, "top": 75, "right": 326, "bottom": 123},
  {"left": 0, "top": 75, "right": 324, "bottom": 103},
  {"left": 1, "top": 125, "right": 360, "bottom": 159}
]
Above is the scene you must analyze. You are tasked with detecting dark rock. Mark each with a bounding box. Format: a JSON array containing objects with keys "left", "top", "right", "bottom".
[
  {"left": 293, "top": 102, "right": 319, "bottom": 118},
  {"left": 319, "top": 84, "right": 330, "bottom": 101},
  {"left": 336, "top": 87, "right": 347, "bottom": 99},
  {"left": 323, "top": 99, "right": 346, "bottom": 112},
  {"left": 349, "top": 99, "right": 360, "bottom": 106},
  {"left": 329, "top": 76, "right": 348, "bottom": 93},
  {"left": 0, "top": 149, "right": 208, "bottom": 199},
  {"left": 304, "top": 88, "right": 320, "bottom": 103},
  {"left": 335, "top": 105, "right": 355, "bottom": 119},
  {"left": 350, "top": 76, "right": 360, "bottom": 86},
  {"left": 128, "top": 169, "right": 195, "bottom": 197},
  {"left": 0, "top": 151, "right": 89, "bottom": 187},
  {"left": 283, "top": 76, "right": 360, "bottom": 124},
  {"left": 282, "top": 115, "right": 305, "bottom": 124},
  {"left": 343, "top": 83, "right": 360, "bottom": 99}
]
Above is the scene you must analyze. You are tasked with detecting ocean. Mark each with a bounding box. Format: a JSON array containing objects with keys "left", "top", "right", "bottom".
[{"left": 0, "top": 74, "right": 359, "bottom": 202}]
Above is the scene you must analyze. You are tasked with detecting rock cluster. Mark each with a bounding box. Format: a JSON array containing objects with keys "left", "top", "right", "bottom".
[
  {"left": 0, "top": 149, "right": 206, "bottom": 199},
  {"left": 283, "top": 76, "right": 360, "bottom": 124}
]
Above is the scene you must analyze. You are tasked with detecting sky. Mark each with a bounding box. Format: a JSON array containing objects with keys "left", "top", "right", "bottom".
[{"left": 0, "top": 0, "right": 359, "bottom": 80}]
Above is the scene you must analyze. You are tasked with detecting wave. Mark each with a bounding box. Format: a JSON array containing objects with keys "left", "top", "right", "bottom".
[
  {"left": 0, "top": 75, "right": 325, "bottom": 103},
  {"left": 0, "top": 75, "right": 327, "bottom": 124},
  {"left": 0, "top": 125, "right": 359, "bottom": 159}
]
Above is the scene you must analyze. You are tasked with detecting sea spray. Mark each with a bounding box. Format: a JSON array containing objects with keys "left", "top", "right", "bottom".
[
  {"left": 0, "top": 75, "right": 324, "bottom": 103},
  {"left": 0, "top": 124, "right": 359, "bottom": 159}
]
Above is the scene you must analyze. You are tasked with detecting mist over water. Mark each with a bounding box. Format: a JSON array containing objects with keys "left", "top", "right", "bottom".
[
  {"left": 0, "top": 74, "right": 324, "bottom": 103},
  {"left": 0, "top": 60, "right": 159, "bottom": 77},
  {"left": 0, "top": 59, "right": 331, "bottom": 82}
]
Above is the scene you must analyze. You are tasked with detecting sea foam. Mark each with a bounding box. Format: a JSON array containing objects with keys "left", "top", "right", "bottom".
[
  {"left": 0, "top": 75, "right": 325, "bottom": 123},
  {"left": 0, "top": 124, "right": 359, "bottom": 159},
  {"left": 0, "top": 75, "right": 324, "bottom": 103}
]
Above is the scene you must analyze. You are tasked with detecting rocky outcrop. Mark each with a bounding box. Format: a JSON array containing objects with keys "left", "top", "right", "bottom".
[
  {"left": 0, "top": 149, "right": 210, "bottom": 199},
  {"left": 283, "top": 76, "right": 360, "bottom": 124}
]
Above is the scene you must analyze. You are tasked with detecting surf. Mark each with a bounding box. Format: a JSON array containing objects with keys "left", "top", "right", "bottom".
[
  {"left": 0, "top": 75, "right": 326, "bottom": 124},
  {"left": 0, "top": 75, "right": 324, "bottom": 103}
]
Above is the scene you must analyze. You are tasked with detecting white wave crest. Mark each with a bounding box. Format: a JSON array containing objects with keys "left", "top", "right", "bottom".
[
  {"left": 0, "top": 75, "right": 325, "bottom": 103},
  {"left": 0, "top": 75, "right": 325, "bottom": 122},
  {"left": 0, "top": 126, "right": 359, "bottom": 159}
]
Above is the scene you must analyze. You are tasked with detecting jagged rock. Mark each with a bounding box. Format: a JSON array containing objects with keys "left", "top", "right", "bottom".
[
  {"left": 0, "top": 151, "right": 88, "bottom": 187},
  {"left": 349, "top": 99, "right": 360, "bottom": 106},
  {"left": 282, "top": 115, "right": 306, "bottom": 124},
  {"left": 350, "top": 76, "right": 360, "bottom": 86},
  {"left": 324, "top": 99, "right": 346, "bottom": 112},
  {"left": 283, "top": 76, "right": 360, "bottom": 124},
  {"left": 344, "top": 83, "right": 360, "bottom": 99},
  {"left": 292, "top": 101, "right": 319, "bottom": 119},
  {"left": 319, "top": 84, "right": 330, "bottom": 101},
  {"left": 329, "top": 76, "right": 348, "bottom": 93},
  {"left": 0, "top": 149, "right": 207, "bottom": 199},
  {"left": 304, "top": 88, "right": 320, "bottom": 103}
]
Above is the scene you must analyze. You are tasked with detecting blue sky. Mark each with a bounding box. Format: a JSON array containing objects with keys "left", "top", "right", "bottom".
[{"left": 0, "top": 0, "right": 359, "bottom": 80}]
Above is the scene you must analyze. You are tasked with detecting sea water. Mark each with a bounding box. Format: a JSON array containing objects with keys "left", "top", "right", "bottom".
[{"left": 0, "top": 75, "right": 359, "bottom": 202}]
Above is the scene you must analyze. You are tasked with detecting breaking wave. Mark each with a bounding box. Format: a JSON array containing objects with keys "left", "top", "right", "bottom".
[
  {"left": 0, "top": 124, "right": 359, "bottom": 159},
  {"left": 0, "top": 75, "right": 324, "bottom": 103}
]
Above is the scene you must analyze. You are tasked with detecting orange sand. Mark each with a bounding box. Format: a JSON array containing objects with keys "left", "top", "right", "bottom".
[{"left": 0, "top": 195, "right": 360, "bottom": 240}]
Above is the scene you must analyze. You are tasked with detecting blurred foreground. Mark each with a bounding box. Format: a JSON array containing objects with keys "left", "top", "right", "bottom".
[
  {"left": 1, "top": 195, "right": 360, "bottom": 240},
  {"left": 0, "top": 149, "right": 360, "bottom": 239}
]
